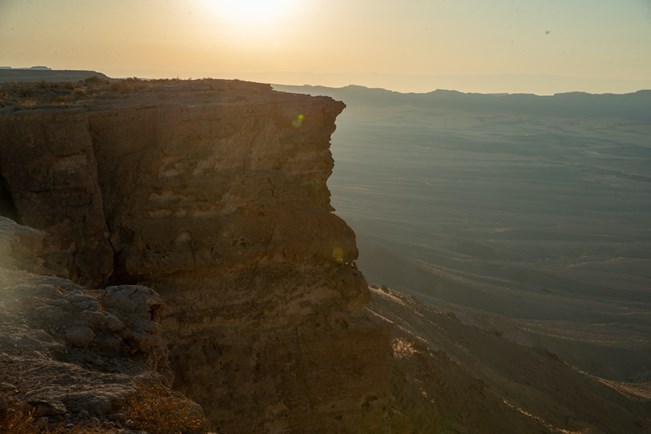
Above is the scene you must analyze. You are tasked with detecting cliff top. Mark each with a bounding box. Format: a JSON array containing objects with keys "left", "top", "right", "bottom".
[{"left": 0, "top": 77, "right": 343, "bottom": 113}]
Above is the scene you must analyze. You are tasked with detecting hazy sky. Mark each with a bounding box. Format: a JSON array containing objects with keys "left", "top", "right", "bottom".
[{"left": 1, "top": 0, "right": 650, "bottom": 94}]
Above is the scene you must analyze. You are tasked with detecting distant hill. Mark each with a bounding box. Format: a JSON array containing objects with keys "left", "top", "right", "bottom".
[
  {"left": 274, "top": 84, "right": 651, "bottom": 121},
  {"left": 0, "top": 68, "right": 111, "bottom": 83}
]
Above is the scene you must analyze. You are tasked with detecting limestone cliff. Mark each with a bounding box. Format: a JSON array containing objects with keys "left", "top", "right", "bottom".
[{"left": 0, "top": 78, "right": 389, "bottom": 432}]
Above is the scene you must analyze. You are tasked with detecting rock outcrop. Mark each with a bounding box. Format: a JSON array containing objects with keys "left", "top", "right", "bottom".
[
  {"left": 0, "top": 216, "right": 205, "bottom": 433},
  {"left": 0, "top": 78, "right": 390, "bottom": 432},
  {"left": 0, "top": 109, "right": 113, "bottom": 286}
]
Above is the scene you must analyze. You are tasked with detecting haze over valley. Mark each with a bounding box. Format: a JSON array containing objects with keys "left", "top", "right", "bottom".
[{"left": 277, "top": 84, "right": 651, "bottom": 382}]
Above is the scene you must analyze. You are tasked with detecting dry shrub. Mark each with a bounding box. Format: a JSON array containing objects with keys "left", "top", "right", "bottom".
[
  {"left": 1, "top": 396, "right": 114, "bottom": 433},
  {"left": 47, "top": 424, "right": 100, "bottom": 434},
  {"left": 125, "top": 382, "right": 205, "bottom": 434},
  {"left": 83, "top": 76, "right": 106, "bottom": 85},
  {"left": 109, "top": 81, "right": 128, "bottom": 93},
  {"left": 14, "top": 83, "right": 34, "bottom": 97},
  {"left": 0, "top": 399, "right": 36, "bottom": 434},
  {"left": 109, "top": 78, "right": 142, "bottom": 94}
]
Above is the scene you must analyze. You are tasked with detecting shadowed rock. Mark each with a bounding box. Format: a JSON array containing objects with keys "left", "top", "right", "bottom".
[{"left": 0, "top": 78, "right": 389, "bottom": 433}]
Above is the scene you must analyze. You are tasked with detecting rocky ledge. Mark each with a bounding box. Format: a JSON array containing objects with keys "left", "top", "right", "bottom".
[{"left": 0, "top": 78, "right": 389, "bottom": 433}]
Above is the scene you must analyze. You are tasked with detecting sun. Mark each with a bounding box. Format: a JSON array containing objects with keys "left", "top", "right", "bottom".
[{"left": 201, "top": 0, "right": 300, "bottom": 26}]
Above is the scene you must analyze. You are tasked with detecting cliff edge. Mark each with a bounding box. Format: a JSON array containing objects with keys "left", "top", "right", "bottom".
[{"left": 0, "top": 78, "right": 389, "bottom": 432}]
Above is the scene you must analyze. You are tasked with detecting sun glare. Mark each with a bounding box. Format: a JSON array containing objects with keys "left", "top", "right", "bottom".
[{"left": 202, "top": 0, "right": 300, "bottom": 26}]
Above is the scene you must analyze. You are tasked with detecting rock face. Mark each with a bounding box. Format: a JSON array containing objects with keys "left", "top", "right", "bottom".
[
  {"left": 0, "top": 79, "right": 390, "bottom": 432},
  {"left": 0, "top": 216, "right": 204, "bottom": 433},
  {"left": 0, "top": 110, "right": 113, "bottom": 285}
]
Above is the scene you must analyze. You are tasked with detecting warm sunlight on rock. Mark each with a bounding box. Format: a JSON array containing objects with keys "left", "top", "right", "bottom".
[{"left": 391, "top": 338, "right": 416, "bottom": 359}]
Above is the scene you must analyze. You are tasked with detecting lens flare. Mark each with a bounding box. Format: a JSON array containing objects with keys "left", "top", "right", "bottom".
[
  {"left": 332, "top": 247, "right": 344, "bottom": 264},
  {"left": 292, "top": 113, "right": 304, "bottom": 128}
]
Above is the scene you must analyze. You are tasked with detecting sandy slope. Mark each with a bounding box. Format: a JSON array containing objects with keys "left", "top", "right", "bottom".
[{"left": 369, "top": 285, "right": 651, "bottom": 433}]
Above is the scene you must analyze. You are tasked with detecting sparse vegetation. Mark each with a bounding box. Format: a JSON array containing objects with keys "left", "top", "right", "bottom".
[
  {"left": 0, "top": 76, "right": 153, "bottom": 108},
  {"left": 15, "top": 83, "right": 33, "bottom": 97},
  {"left": 125, "top": 381, "right": 205, "bottom": 434},
  {"left": 109, "top": 77, "right": 140, "bottom": 94},
  {"left": 0, "top": 77, "right": 248, "bottom": 110},
  {"left": 0, "top": 382, "right": 205, "bottom": 434},
  {"left": 0, "top": 398, "right": 36, "bottom": 434},
  {"left": 0, "top": 396, "right": 105, "bottom": 433}
]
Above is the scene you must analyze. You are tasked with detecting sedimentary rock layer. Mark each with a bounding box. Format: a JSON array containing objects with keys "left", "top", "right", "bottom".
[{"left": 0, "top": 79, "right": 390, "bottom": 432}]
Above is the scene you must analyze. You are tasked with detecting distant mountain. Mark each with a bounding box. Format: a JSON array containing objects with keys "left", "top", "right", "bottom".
[
  {"left": 274, "top": 84, "right": 651, "bottom": 121},
  {"left": 0, "top": 68, "right": 110, "bottom": 83}
]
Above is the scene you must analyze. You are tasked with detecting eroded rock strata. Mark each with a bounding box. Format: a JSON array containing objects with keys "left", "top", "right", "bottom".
[{"left": 0, "top": 79, "right": 389, "bottom": 432}]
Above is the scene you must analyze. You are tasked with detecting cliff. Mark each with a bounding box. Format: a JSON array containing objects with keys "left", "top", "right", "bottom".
[
  {"left": 2, "top": 77, "right": 650, "bottom": 434},
  {"left": 0, "top": 78, "right": 389, "bottom": 432}
]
